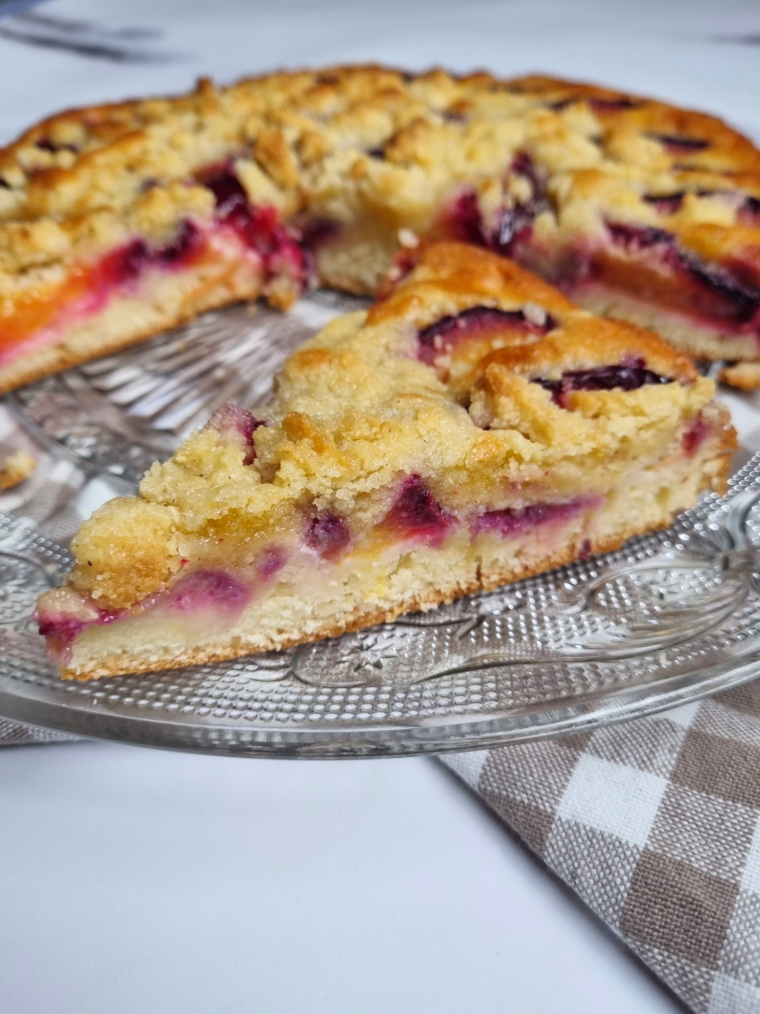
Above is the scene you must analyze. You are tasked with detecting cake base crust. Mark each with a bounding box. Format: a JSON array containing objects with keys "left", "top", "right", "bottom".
[{"left": 58, "top": 418, "right": 734, "bottom": 680}]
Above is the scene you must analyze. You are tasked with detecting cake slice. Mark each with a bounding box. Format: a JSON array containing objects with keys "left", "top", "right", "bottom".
[
  {"left": 1, "top": 67, "right": 760, "bottom": 393},
  {"left": 36, "top": 242, "right": 735, "bottom": 680}
]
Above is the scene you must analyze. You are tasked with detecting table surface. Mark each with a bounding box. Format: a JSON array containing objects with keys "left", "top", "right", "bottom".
[
  {"left": 0, "top": 745, "right": 683, "bottom": 1014},
  {"left": 2, "top": 0, "right": 759, "bottom": 1010}
]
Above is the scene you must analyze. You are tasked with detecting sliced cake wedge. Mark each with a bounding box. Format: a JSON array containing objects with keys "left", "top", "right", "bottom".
[{"left": 36, "top": 243, "right": 736, "bottom": 679}]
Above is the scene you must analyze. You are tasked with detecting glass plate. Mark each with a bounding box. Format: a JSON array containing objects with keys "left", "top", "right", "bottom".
[{"left": 0, "top": 293, "right": 759, "bottom": 757}]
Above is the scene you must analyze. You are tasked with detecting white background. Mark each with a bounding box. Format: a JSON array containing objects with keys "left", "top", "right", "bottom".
[
  {"left": 2, "top": 1, "right": 759, "bottom": 1010},
  {"left": 0, "top": 743, "right": 682, "bottom": 1014}
]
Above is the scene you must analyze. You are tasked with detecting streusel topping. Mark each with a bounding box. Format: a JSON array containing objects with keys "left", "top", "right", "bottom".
[
  {"left": 66, "top": 242, "right": 721, "bottom": 610},
  {"left": 2, "top": 67, "right": 758, "bottom": 292}
]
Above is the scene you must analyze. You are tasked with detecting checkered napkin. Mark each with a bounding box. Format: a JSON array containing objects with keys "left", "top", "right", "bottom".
[
  {"left": 443, "top": 686, "right": 760, "bottom": 1014},
  {"left": 439, "top": 414, "right": 760, "bottom": 1012}
]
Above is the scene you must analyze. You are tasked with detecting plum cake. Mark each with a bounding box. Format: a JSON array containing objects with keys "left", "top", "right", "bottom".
[
  {"left": 36, "top": 242, "right": 736, "bottom": 679},
  {"left": 1, "top": 67, "right": 760, "bottom": 393}
]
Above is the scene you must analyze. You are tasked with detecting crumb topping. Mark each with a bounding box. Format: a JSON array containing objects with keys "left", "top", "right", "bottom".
[
  {"left": 0, "top": 449, "right": 36, "bottom": 489},
  {"left": 70, "top": 498, "right": 182, "bottom": 610},
  {"left": 1, "top": 67, "right": 758, "bottom": 301},
  {"left": 65, "top": 242, "right": 722, "bottom": 610}
]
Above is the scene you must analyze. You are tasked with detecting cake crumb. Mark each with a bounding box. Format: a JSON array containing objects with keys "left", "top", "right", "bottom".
[
  {"left": 719, "top": 362, "right": 760, "bottom": 391},
  {"left": 0, "top": 450, "right": 36, "bottom": 490}
]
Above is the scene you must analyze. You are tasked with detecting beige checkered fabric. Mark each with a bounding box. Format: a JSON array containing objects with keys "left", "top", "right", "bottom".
[{"left": 443, "top": 679, "right": 760, "bottom": 1013}]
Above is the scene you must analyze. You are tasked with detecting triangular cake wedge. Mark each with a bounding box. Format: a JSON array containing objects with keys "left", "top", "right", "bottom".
[
  {"left": 2, "top": 67, "right": 760, "bottom": 393},
  {"left": 36, "top": 243, "right": 736, "bottom": 679}
]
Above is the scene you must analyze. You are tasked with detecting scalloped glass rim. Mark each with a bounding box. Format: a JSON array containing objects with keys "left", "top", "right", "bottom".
[
  {"left": 3, "top": 652, "right": 760, "bottom": 758},
  {"left": 0, "top": 293, "right": 759, "bottom": 757},
  {"left": 0, "top": 477, "right": 759, "bottom": 757}
]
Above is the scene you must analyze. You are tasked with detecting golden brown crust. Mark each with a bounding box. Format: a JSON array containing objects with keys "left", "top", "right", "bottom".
[
  {"left": 70, "top": 498, "right": 181, "bottom": 610},
  {"left": 719, "top": 361, "right": 760, "bottom": 391},
  {"left": 371, "top": 242, "right": 578, "bottom": 325},
  {"left": 377, "top": 243, "right": 699, "bottom": 384},
  {"left": 2, "top": 65, "right": 760, "bottom": 392}
]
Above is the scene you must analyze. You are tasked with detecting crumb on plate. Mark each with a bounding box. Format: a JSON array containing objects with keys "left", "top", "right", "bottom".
[{"left": 0, "top": 450, "right": 37, "bottom": 490}]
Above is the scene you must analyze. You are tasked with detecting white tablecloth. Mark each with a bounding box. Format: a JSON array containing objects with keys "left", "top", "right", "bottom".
[{"left": 1, "top": 1, "right": 758, "bottom": 1010}]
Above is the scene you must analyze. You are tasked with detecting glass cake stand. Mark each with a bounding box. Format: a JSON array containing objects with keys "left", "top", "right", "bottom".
[{"left": 0, "top": 293, "right": 759, "bottom": 757}]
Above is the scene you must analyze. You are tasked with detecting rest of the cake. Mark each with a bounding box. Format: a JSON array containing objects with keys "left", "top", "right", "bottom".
[
  {"left": 35, "top": 242, "right": 735, "bottom": 680},
  {"left": 1, "top": 67, "right": 760, "bottom": 392}
]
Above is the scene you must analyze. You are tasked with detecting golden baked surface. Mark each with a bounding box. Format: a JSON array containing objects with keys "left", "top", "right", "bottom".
[
  {"left": 3, "top": 67, "right": 759, "bottom": 250},
  {"left": 2, "top": 66, "right": 759, "bottom": 380},
  {"left": 57, "top": 242, "right": 731, "bottom": 611}
]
